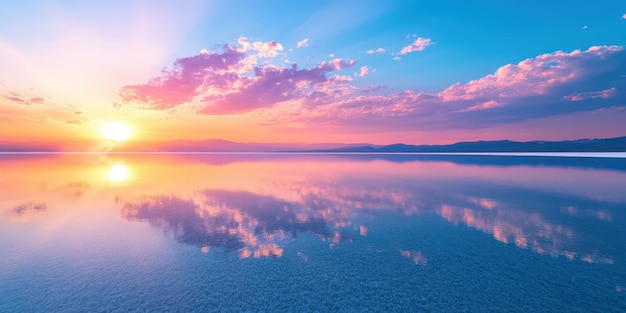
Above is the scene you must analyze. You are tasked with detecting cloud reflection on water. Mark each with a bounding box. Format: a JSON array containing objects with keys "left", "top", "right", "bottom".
[
  {"left": 1, "top": 154, "right": 624, "bottom": 263},
  {"left": 120, "top": 190, "right": 353, "bottom": 258}
]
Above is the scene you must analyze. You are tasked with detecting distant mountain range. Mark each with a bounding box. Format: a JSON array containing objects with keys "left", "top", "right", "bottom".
[
  {"left": 2, "top": 136, "right": 625, "bottom": 153},
  {"left": 308, "top": 136, "right": 626, "bottom": 153}
]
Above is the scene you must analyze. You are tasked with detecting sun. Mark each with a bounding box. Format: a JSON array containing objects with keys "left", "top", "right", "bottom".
[{"left": 101, "top": 122, "right": 132, "bottom": 142}]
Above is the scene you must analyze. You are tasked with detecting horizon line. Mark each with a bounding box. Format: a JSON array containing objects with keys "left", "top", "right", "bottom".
[{"left": 1, "top": 151, "right": 625, "bottom": 158}]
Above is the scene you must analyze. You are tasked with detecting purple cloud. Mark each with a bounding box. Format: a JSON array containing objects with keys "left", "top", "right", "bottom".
[
  {"left": 119, "top": 39, "right": 357, "bottom": 114},
  {"left": 119, "top": 46, "right": 246, "bottom": 110},
  {"left": 565, "top": 88, "right": 617, "bottom": 102},
  {"left": 119, "top": 40, "right": 625, "bottom": 132},
  {"left": 283, "top": 46, "right": 626, "bottom": 130},
  {"left": 200, "top": 59, "right": 356, "bottom": 114}
]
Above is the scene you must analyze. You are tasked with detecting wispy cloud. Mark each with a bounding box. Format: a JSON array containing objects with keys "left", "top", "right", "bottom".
[
  {"left": 0, "top": 86, "right": 88, "bottom": 127},
  {"left": 565, "top": 88, "right": 617, "bottom": 102},
  {"left": 366, "top": 48, "right": 385, "bottom": 54},
  {"left": 3, "top": 90, "right": 46, "bottom": 105},
  {"left": 399, "top": 37, "right": 432, "bottom": 54},
  {"left": 296, "top": 38, "right": 309, "bottom": 48}
]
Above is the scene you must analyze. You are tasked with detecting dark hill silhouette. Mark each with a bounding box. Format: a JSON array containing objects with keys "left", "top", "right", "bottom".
[{"left": 314, "top": 136, "right": 626, "bottom": 153}]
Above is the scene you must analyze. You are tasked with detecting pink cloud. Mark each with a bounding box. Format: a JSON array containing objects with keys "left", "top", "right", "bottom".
[
  {"left": 330, "top": 58, "right": 356, "bottom": 70},
  {"left": 439, "top": 46, "right": 625, "bottom": 104},
  {"left": 399, "top": 37, "right": 431, "bottom": 54},
  {"left": 119, "top": 46, "right": 246, "bottom": 110},
  {"left": 120, "top": 38, "right": 357, "bottom": 114},
  {"left": 366, "top": 48, "right": 385, "bottom": 54},
  {"left": 280, "top": 46, "right": 626, "bottom": 130},
  {"left": 296, "top": 38, "right": 309, "bottom": 48},
  {"left": 359, "top": 66, "right": 369, "bottom": 77},
  {"left": 120, "top": 41, "right": 625, "bottom": 132},
  {"left": 3, "top": 90, "right": 46, "bottom": 105}
]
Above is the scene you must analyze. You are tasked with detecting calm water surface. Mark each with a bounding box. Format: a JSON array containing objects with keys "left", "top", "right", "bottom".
[{"left": 1, "top": 154, "right": 625, "bottom": 312}]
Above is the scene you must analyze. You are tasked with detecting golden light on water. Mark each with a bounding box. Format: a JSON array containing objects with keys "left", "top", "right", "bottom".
[
  {"left": 109, "top": 163, "right": 129, "bottom": 182},
  {"left": 101, "top": 122, "right": 132, "bottom": 142}
]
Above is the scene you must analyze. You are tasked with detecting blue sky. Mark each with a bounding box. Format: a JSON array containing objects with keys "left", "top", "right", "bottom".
[{"left": 173, "top": 0, "right": 626, "bottom": 91}]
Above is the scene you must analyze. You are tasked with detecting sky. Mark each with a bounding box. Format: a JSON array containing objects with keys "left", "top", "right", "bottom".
[{"left": 1, "top": 0, "right": 625, "bottom": 149}]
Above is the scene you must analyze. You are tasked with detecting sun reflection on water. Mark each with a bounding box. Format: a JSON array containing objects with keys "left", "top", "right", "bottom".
[{"left": 109, "top": 163, "right": 129, "bottom": 182}]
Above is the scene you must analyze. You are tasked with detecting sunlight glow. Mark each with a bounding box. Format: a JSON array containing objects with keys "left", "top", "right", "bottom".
[
  {"left": 101, "top": 122, "right": 132, "bottom": 142},
  {"left": 109, "top": 163, "right": 129, "bottom": 182}
]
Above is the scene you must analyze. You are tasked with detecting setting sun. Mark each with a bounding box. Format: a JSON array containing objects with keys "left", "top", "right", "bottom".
[{"left": 101, "top": 122, "right": 132, "bottom": 142}]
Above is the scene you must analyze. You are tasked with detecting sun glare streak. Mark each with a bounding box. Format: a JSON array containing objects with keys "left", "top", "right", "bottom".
[
  {"left": 101, "top": 122, "right": 132, "bottom": 142},
  {"left": 109, "top": 163, "right": 129, "bottom": 182}
]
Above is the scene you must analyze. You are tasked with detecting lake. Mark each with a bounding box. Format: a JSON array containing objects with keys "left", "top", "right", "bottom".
[{"left": 1, "top": 154, "right": 625, "bottom": 312}]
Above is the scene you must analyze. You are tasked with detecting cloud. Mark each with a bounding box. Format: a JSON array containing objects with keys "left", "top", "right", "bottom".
[
  {"left": 366, "top": 48, "right": 385, "bottom": 54},
  {"left": 281, "top": 46, "right": 626, "bottom": 130},
  {"left": 296, "top": 38, "right": 309, "bottom": 48},
  {"left": 565, "top": 87, "right": 617, "bottom": 101},
  {"left": 237, "top": 37, "right": 284, "bottom": 58},
  {"left": 361, "top": 85, "right": 386, "bottom": 93},
  {"left": 119, "top": 45, "right": 247, "bottom": 110},
  {"left": 399, "top": 37, "right": 432, "bottom": 54},
  {"left": 359, "top": 66, "right": 369, "bottom": 77},
  {"left": 0, "top": 86, "right": 89, "bottom": 127},
  {"left": 3, "top": 90, "right": 46, "bottom": 105},
  {"left": 119, "top": 39, "right": 357, "bottom": 114},
  {"left": 119, "top": 40, "right": 626, "bottom": 132},
  {"left": 200, "top": 59, "right": 356, "bottom": 114}
]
